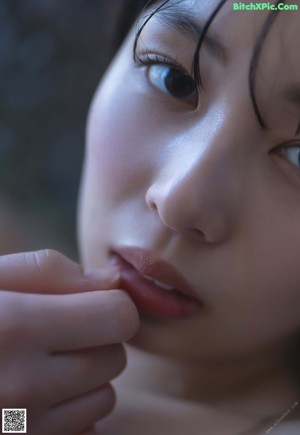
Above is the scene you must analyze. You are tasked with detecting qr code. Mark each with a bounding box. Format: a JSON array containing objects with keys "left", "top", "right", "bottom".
[{"left": 2, "top": 409, "right": 27, "bottom": 433}]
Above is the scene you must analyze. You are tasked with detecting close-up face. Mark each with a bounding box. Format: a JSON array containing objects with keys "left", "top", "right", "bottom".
[{"left": 78, "top": 0, "right": 300, "bottom": 365}]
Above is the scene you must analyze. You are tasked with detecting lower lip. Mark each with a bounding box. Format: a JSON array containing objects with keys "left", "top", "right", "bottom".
[{"left": 112, "top": 254, "right": 202, "bottom": 320}]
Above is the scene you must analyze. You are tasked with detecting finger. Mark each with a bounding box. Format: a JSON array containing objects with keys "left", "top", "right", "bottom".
[
  {"left": 0, "top": 249, "right": 120, "bottom": 294},
  {"left": 26, "top": 289, "right": 140, "bottom": 351},
  {"left": 32, "top": 384, "right": 115, "bottom": 435},
  {"left": 47, "top": 344, "right": 126, "bottom": 406}
]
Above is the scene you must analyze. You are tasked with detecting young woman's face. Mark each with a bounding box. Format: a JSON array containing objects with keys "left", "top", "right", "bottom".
[{"left": 78, "top": 0, "right": 300, "bottom": 364}]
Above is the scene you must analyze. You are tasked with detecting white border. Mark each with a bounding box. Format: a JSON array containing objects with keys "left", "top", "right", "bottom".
[{"left": 2, "top": 409, "right": 27, "bottom": 433}]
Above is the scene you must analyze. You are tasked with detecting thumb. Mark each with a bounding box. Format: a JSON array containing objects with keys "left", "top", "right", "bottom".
[{"left": 0, "top": 249, "right": 120, "bottom": 294}]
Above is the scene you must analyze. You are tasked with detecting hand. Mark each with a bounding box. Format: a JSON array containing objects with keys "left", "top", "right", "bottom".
[{"left": 0, "top": 249, "right": 140, "bottom": 435}]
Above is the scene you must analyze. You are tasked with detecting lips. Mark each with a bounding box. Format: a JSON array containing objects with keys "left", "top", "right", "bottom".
[{"left": 110, "top": 246, "right": 203, "bottom": 319}]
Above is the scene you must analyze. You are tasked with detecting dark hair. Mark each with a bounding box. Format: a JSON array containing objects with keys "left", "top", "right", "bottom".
[
  {"left": 113, "top": 0, "right": 146, "bottom": 52},
  {"left": 115, "top": 0, "right": 284, "bottom": 130}
]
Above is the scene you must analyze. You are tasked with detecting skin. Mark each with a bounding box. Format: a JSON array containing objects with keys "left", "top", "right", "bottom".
[
  {"left": 78, "top": 0, "right": 300, "bottom": 432},
  {"left": 0, "top": 250, "right": 139, "bottom": 435}
]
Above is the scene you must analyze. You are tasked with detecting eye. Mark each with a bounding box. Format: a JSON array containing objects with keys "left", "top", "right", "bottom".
[
  {"left": 278, "top": 145, "right": 300, "bottom": 168},
  {"left": 134, "top": 52, "right": 199, "bottom": 105},
  {"left": 148, "top": 64, "right": 198, "bottom": 103}
]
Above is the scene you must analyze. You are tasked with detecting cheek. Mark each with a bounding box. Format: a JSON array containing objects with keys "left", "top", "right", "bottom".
[
  {"left": 232, "top": 207, "right": 300, "bottom": 338},
  {"left": 197, "top": 183, "right": 300, "bottom": 351},
  {"left": 251, "top": 186, "right": 300, "bottom": 304},
  {"left": 255, "top": 233, "right": 300, "bottom": 308},
  {"left": 86, "top": 79, "right": 155, "bottom": 202}
]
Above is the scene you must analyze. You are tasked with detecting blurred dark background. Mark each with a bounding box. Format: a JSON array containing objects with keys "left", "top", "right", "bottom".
[{"left": 0, "top": 0, "right": 123, "bottom": 260}]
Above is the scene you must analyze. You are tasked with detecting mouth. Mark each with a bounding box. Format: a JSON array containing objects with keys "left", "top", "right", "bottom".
[{"left": 110, "top": 246, "right": 203, "bottom": 320}]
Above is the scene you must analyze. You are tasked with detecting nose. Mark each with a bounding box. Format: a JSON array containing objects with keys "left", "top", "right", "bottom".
[{"left": 145, "top": 114, "right": 245, "bottom": 244}]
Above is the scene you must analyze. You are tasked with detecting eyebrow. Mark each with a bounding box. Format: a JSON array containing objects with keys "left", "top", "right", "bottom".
[{"left": 156, "top": 6, "right": 228, "bottom": 64}]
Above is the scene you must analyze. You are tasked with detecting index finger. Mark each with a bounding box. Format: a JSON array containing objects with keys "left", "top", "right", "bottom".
[{"left": 0, "top": 249, "right": 120, "bottom": 294}]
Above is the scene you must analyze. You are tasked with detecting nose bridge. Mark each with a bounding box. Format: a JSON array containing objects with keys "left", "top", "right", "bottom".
[
  {"left": 190, "top": 106, "right": 246, "bottom": 194},
  {"left": 146, "top": 105, "right": 247, "bottom": 242}
]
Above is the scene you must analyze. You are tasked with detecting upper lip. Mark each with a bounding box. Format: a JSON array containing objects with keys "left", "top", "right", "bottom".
[{"left": 111, "top": 246, "right": 203, "bottom": 304}]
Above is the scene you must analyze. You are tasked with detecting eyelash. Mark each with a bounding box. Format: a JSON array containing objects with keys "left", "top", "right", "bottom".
[
  {"left": 135, "top": 51, "right": 185, "bottom": 72},
  {"left": 134, "top": 52, "right": 300, "bottom": 181},
  {"left": 134, "top": 51, "right": 199, "bottom": 104}
]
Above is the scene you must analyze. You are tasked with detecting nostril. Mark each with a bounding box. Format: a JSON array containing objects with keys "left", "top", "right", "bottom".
[
  {"left": 192, "top": 228, "right": 205, "bottom": 238},
  {"left": 191, "top": 228, "right": 206, "bottom": 239},
  {"left": 145, "top": 187, "right": 158, "bottom": 212},
  {"left": 149, "top": 200, "right": 158, "bottom": 211}
]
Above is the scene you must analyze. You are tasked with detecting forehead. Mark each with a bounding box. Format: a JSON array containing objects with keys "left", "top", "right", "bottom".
[
  {"left": 144, "top": 0, "right": 300, "bottom": 91},
  {"left": 145, "top": 0, "right": 300, "bottom": 50}
]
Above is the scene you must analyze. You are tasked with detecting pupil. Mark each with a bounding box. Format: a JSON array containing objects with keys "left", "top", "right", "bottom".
[{"left": 164, "top": 68, "right": 195, "bottom": 98}]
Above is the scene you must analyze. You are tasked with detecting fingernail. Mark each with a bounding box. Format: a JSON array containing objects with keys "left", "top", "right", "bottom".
[{"left": 84, "top": 268, "right": 120, "bottom": 282}]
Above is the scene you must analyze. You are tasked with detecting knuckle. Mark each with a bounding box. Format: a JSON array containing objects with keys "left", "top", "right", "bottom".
[
  {"left": 31, "top": 249, "right": 63, "bottom": 272},
  {"left": 76, "top": 352, "right": 102, "bottom": 379},
  {"left": 77, "top": 345, "right": 126, "bottom": 381},
  {"left": 108, "top": 344, "right": 127, "bottom": 378},
  {"left": 97, "top": 383, "right": 116, "bottom": 415},
  {"left": 114, "top": 291, "right": 140, "bottom": 341}
]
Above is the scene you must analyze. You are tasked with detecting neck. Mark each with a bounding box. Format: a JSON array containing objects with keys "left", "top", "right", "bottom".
[{"left": 120, "top": 344, "right": 299, "bottom": 419}]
